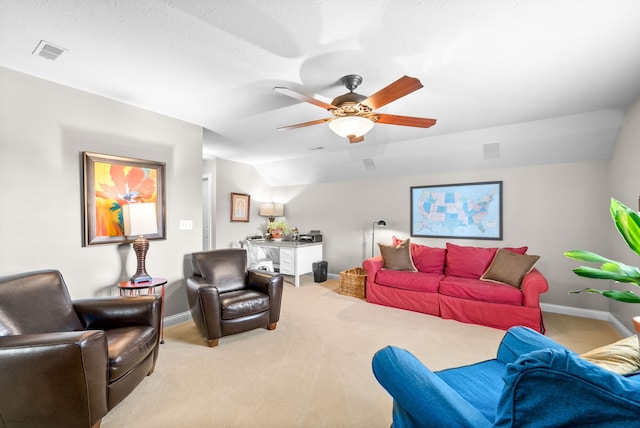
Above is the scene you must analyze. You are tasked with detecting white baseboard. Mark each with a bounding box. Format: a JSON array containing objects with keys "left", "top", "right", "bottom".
[
  {"left": 163, "top": 311, "right": 192, "bottom": 328},
  {"left": 541, "top": 303, "right": 632, "bottom": 336},
  {"left": 163, "top": 302, "right": 633, "bottom": 336}
]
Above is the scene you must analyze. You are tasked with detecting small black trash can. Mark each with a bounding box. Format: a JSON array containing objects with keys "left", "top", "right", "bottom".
[{"left": 312, "top": 261, "right": 328, "bottom": 282}]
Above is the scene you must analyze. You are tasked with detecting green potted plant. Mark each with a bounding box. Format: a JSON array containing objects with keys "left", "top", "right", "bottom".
[
  {"left": 267, "top": 220, "right": 290, "bottom": 240},
  {"left": 565, "top": 198, "right": 640, "bottom": 303}
]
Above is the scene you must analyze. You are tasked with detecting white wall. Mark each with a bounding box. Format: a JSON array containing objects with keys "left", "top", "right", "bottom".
[
  {"left": 271, "top": 161, "right": 612, "bottom": 312},
  {"left": 0, "top": 67, "right": 203, "bottom": 317},
  {"left": 4, "top": 64, "right": 635, "bottom": 326},
  {"left": 207, "top": 158, "right": 275, "bottom": 249},
  {"left": 609, "top": 95, "right": 640, "bottom": 332}
]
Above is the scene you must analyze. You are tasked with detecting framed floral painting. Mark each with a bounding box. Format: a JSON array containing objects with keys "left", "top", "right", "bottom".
[{"left": 82, "top": 152, "right": 166, "bottom": 246}]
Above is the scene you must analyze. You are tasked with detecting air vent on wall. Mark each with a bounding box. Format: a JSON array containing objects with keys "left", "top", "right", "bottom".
[
  {"left": 483, "top": 142, "right": 500, "bottom": 159},
  {"left": 32, "top": 40, "right": 66, "bottom": 61}
]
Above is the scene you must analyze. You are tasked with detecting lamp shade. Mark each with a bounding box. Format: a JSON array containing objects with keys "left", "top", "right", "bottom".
[
  {"left": 329, "top": 116, "right": 374, "bottom": 139},
  {"left": 123, "top": 203, "right": 158, "bottom": 236},
  {"left": 259, "top": 203, "right": 284, "bottom": 217}
]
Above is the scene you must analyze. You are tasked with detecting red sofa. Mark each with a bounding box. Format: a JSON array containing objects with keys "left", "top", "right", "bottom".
[{"left": 362, "top": 241, "right": 548, "bottom": 332}]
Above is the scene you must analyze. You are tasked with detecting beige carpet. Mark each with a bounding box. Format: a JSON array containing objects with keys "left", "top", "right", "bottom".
[{"left": 102, "top": 276, "right": 621, "bottom": 428}]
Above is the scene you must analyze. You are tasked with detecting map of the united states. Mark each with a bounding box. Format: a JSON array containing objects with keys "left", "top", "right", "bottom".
[{"left": 412, "top": 183, "right": 501, "bottom": 238}]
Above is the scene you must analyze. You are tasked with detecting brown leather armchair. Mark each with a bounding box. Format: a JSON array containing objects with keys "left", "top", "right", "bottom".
[
  {"left": 0, "top": 269, "right": 162, "bottom": 428},
  {"left": 186, "top": 248, "right": 284, "bottom": 347}
]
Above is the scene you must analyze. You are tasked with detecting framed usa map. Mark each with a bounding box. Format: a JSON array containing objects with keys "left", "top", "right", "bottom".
[{"left": 410, "top": 181, "right": 503, "bottom": 240}]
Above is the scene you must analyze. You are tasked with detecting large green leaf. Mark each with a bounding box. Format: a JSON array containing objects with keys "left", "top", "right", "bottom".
[
  {"left": 611, "top": 198, "right": 640, "bottom": 257},
  {"left": 564, "top": 250, "right": 614, "bottom": 264},
  {"left": 569, "top": 288, "right": 640, "bottom": 303},
  {"left": 572, "top": 266, "right": 640, "bottom": 284},
  {"left": 565, "top": 199, "right": 640, "bottom": 303}
]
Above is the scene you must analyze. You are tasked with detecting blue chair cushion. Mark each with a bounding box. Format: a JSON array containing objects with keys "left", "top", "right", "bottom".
[{"left": 436, "top": 359, "right": 505, "bottom": 422}]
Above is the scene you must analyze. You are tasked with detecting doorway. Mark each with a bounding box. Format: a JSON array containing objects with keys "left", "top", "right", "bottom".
[{"left": 202, "top": 174, "right": 212, "bottom": 250}]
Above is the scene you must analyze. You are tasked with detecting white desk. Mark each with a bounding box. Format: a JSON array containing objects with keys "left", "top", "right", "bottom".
[{"left": 251, "top": 240, "right": 323, "bottom": 287}]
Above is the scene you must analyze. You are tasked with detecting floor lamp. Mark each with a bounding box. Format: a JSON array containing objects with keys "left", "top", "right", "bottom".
[{"left": 372, "top": 220, "right": 387, "bottom": 257}]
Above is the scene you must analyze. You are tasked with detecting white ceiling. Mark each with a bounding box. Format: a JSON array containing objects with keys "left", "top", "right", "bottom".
[{"left": 2, "top": 1, "right": 640, "bottom": 186}]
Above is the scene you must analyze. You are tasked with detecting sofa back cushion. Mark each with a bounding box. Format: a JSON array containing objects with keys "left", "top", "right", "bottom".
[
  {"left": 392, "top": 236, "right": 446, "bottom": 274},
  {"left": 444, "top": 243, "right": 498, "bottom": 279},
  {"left": 444, "top": 243, "right": 529, "bottom": 279}
]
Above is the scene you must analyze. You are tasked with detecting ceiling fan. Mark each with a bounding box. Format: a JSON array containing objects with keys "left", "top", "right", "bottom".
[{"left": 273, "top": 74, "right": 436, "bottom": 144}]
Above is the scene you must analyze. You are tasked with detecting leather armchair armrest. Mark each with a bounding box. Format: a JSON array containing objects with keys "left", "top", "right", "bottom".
[
  {"left": 187, "top": 277, "right": 222, "bottom": 339},
  {"left": 0, "top": 331, "right": 108, "bottom": 427},
  {"left": 248, "top": 270, "right": 284, "bottom": 324},
  {"left": 248, "top": 269, "right": 283, "bottom": 296},
  {"left": 74, "top": 295, "right": 162, "bottom": 331}
]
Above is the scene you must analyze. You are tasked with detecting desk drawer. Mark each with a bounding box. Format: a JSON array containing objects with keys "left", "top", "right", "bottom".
[{"left": 280, "top": 248, "right": 295, "bottom": 274}]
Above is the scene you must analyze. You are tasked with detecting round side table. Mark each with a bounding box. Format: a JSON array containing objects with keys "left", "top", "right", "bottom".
[{"left": 118, "top": 277, "right": 167, "bottom": 344}]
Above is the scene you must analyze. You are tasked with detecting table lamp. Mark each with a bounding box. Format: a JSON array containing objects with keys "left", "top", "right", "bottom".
[
  {"left": 259, "top": 202, "right": 284, "bottom": 223},
  {"left": 123, "top": 202, "right": 158, "bottom": 283}
]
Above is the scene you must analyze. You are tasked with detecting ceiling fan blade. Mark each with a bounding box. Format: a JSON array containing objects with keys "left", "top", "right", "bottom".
[
  {"left": 277, "top": 117, "right": 333, "bottom": 131},
  {"left": 348, "top": 135, "right": 365, "bottom": 144},
  {"left": 376, "top": 114, "right": 437, "bottom": 128},
  {"left": 273, "top": 87, "right": 336, "bottom": 110},
  {"left": 362, "top": 76, "right": 424, "bottom": 110}
]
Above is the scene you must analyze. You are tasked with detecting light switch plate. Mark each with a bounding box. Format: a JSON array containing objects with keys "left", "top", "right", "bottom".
[{"left": 179, "top": 220, "right": 193, "bottom": 230}]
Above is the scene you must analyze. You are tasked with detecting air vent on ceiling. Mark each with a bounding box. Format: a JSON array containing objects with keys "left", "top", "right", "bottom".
[
  {"left": 362, "top": 158, "right": 376, "bottom": 171},
  {"left": 32, "top": 40, "right": 66, "bottom": 61},
  {"left": 483, "top": 142, "right": 500, "bottom": 159}
]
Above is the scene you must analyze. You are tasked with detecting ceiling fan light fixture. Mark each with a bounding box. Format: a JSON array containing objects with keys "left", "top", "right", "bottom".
[{"left": 329, "top": 116, "right": 374, "bottom": 140}]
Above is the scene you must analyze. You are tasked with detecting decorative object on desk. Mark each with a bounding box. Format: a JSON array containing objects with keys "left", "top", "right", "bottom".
[
  {"left": 230, "top": 192, "right": 250, "bottom": 222},
  {"left": 259, "top": 202, "right": 284, "bottom": 223},
  {"left": 123, "top": 202, "right": 158, "bottom": 283},
  {"left": 565, "top": 198, "right": 640, "bottom": 303},
  {"left": 371, "top": 220, "right": 387, "bottom": 257},
  {"left": 410, "top": 181, "right": 502, "bottom": 240},
  {"left": 267, "top": 220, "right": 289, "bottom": 240},
  {"left": 82, "top": 151, "right": 166, "bottom": 246}
]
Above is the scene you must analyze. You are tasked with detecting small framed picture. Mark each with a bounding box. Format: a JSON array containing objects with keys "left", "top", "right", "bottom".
[{"left": 230, "top": 192, "right": 250, "bottom": 222}]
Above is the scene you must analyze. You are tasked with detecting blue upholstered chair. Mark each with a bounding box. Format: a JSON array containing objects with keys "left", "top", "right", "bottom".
[{"left": 372, "top": 326, "right": 640, "bottom": 427}]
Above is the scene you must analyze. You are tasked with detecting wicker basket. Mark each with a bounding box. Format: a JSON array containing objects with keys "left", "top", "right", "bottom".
[{"left": 339, "top": 267, "right": 367, "bottom": 299}]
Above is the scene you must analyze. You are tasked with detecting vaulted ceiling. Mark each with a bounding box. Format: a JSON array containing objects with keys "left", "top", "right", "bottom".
[{"left": 3, "top": 1, "right": 640, "bottom": 186}]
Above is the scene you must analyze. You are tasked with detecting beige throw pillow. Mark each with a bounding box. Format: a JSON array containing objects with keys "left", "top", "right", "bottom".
[
  {"left": 580, "top": 335, "right": 640, "bottom": 375},
  {"left": 379, "top": 238, "right": 417, "bottom": 272},
  {"left": 480, "top": 248, "right": 539, "bottom": 288}
]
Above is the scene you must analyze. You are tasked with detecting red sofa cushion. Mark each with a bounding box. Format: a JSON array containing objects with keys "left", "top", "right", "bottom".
[
  {"left": 444, "top": 243, "right": 497, "bottom": 279},
  {"left": 375, "top": 269, "right": 442, "bottom": 293},
  {"left": 392, "top": 236, "right": 446, "bottom": 274},
  {"left": 444, "top": 243, "right": 528, "bottom": 279},
  {"left": 439, "top": 276, "right": 523, "bottom": 305}
]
